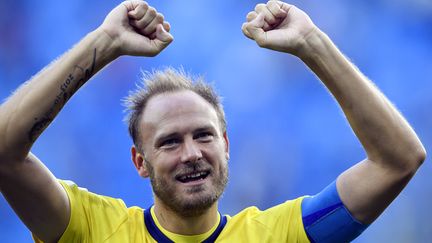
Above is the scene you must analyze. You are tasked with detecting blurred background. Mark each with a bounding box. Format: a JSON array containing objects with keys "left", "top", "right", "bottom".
[{"left": 1, "top": 0, "right": 431, "bottom": 242}]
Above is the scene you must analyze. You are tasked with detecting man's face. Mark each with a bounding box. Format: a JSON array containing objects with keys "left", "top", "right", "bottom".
[{"left": 136, "top": 90, "right": 229, "bottom": 216}]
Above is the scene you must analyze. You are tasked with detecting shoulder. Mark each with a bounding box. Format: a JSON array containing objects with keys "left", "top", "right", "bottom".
[
  {"left": 57, "top": 180, "right": 145, "bottom": 242},
  {"left": 230, "top": 197, "right": 306, "bottom": 222},
  {"left": 219, "top": 197, "right": 309, "bottom": 242},
  {"left": 59, "top": 179, "right": 131, "bottom": 221}
]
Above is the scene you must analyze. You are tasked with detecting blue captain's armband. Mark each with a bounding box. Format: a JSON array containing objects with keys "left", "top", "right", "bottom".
[{"left": 301, "top": 181, "right": 369, "bottom": 243}]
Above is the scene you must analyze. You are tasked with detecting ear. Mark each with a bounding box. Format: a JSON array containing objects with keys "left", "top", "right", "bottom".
[
  {"left": 223, "top": 131, "right": 230, "bottom": 160},
  {"left": 131, "top": 145, "right": 150, "bottom": 178}
]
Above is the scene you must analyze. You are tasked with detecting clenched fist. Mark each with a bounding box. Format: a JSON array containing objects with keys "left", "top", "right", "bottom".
[
  {"left": 242, "top": 1, "right": 317, "bottom": 56},
  {"left": 100, "top": 1, "right": 173, "bottom": 57}
]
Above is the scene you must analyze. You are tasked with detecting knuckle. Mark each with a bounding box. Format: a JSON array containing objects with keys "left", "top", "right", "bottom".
[
  {"left": 254, "top": 4, "right": 265, "bottom": 11},
  {"left": 267, "top": 2, "right": 276, "bottom": 9},
  {"left": 243, "top": 22, "right": 252, "bottom": 31},
  {"left": 140, "top": 2, "right": 149, "bottom": 10},
  {"left": 148, "top": 7, "right": 156, "bottom": 16},
  {"left": 156, "top": 13, "right": 164, "bottom": 21},
  {"left": 242, "top": 27, "right": 251, "bottom": 38},
  {"left": 163, "top": 22, "right": 171, "bottom": 31},
  {"left": 268, "top": 2, "right": 282, "bottom": 15},
  {"left": 246, "top": 11, "right": 256, "bottom": 20}
]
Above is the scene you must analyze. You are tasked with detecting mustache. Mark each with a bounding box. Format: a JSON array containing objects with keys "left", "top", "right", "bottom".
[{"left": 175, "top": 160, "right": 212, "bottom": 175}]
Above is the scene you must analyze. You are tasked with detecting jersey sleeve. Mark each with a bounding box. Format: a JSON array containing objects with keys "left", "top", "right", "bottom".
[
  {"left": 301, "top": 181, "right": 369, "bottom": 243},
  {"left": 32, "top": 180, "right": 129, "bottom": 243}
]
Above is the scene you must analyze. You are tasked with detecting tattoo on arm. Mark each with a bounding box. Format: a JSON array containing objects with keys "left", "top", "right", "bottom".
[{"left": 28, "top": 48, "right": 97, "bottom": 142}]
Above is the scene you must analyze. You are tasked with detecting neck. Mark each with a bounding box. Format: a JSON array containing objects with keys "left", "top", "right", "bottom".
[{"left": 153, "top": 198, "right": 219, "bottom": 235}]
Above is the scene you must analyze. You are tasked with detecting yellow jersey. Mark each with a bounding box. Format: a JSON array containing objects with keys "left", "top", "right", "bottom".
[{"left": 33, "top": 180, "right": 309, "bottom": 243}]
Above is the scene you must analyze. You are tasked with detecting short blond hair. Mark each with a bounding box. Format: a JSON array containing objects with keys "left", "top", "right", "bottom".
[{"left": 124, "top": 67, "right": 226, "bottom": 150}]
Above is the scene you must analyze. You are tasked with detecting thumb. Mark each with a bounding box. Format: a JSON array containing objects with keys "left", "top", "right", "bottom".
[
  {"left": 243, "top": 14, "right": 267, "bottom": 45},
  {"left": 154, "top": 24, "right": 173, "bottom": 44}
]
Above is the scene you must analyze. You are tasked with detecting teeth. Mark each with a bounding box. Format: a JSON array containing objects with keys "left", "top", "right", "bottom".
[{"left": 180, "top": 172, "right": 207, "bottom": 181}]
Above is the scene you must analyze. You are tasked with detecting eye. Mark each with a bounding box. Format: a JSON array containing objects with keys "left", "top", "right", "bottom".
[
  {"left": 160, "top": 138, "right": 180, "bottom": 149},
  {"left": 194, "top": 132, "right": 213, "bottom": 142}
]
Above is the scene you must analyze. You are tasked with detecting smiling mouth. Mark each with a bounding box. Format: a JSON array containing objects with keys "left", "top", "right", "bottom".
[{"left": 176, "top": 171, "right": 210, "bottom": 183}]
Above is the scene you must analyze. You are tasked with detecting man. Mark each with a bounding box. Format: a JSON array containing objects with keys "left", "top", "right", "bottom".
[{"left": 0, "top": 0, "right": 425, "bottom": 242}]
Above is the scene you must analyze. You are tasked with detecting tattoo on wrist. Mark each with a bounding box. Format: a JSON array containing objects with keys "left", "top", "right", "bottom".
[{"left": 28, "top": 48, "right": 97, "bottom": 142}]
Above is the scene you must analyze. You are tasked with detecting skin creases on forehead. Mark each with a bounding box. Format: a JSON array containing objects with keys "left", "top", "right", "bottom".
[{"left": 141, "top": 90, "right": 222, "bottom": 145}]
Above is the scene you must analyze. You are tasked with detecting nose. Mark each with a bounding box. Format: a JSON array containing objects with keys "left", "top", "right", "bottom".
[{"left": 180, "top": 137, "right": 202, "bottom": 163}]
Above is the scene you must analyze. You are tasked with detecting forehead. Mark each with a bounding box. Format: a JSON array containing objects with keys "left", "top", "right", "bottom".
[{"left": 141, "top": 90, "right": 220, "bottom": 137}]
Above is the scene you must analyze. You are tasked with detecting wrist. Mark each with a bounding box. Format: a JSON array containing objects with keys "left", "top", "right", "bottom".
[
  {"left": 90, "top": 27, "right": 122, "bottom": 62},
  {"left": 296, "top": 27, "right": 329, "bottom": 61}
]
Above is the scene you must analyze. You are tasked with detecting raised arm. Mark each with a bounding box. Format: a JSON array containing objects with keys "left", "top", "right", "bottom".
[
  {"left": 0, "top": 1, "right": 172, "bottom": 242},
  {"left": 242, "top": 1, "right": 425, "bottom": 224}
]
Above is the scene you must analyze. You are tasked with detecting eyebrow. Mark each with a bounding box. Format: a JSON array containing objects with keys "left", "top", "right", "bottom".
[
  {"left": 154, "top": 132, "right": 180, "bottom": 147},
  {"left": 154, "top": 125, "right": 218, "bottom": 145},
  {"left": 194, "top": 125, "right": 217, "bottom": 134}
]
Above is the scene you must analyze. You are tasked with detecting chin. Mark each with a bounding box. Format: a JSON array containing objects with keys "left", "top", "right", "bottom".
[
  {"left": 175, "top": 196, "right": 217, "bottom": 217},
  {"left": 151, "top": 167, "right": 228, "bottom": 217},
  {"left": 157, "top": 187, "right": 220, "bottom": 217}
]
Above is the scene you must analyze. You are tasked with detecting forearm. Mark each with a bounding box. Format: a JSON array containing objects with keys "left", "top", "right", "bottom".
[
  {"left": 299, "top": 29, "right": 425, "bottom": 169},
  {"left": 0, "top": 29, "right": 118, "bottom": 161},
  {"left": 243, "top": 1, "right": 426, "bottom": 227}
]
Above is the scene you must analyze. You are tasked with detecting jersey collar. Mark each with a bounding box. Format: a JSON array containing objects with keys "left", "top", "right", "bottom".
[{"left": 144, "top": 206, "right": 227, "bottom": 243}]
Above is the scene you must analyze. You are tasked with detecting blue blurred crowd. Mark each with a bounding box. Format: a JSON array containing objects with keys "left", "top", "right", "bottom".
[{"left": 1, "top": 0, "right": 431, "bottom": 242}]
